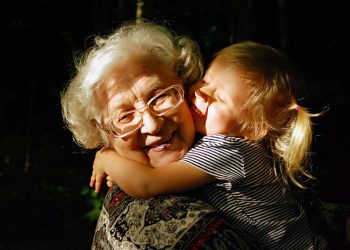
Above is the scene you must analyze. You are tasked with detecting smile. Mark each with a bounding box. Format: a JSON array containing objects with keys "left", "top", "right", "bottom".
[{"left": 145, "top": 132, "right": 175, "bottom": 152}]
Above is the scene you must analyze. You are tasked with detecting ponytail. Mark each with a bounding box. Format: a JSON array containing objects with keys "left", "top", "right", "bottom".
[{"left": 273, "top": 103, "right": 320, "bottom": 188}]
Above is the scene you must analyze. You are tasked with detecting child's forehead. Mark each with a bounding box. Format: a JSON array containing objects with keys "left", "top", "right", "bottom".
[{"left": 205, "top": 59, "right": 239, "bottom": 77}]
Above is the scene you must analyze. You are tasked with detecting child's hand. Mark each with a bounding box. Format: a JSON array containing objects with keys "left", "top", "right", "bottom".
[
  {"left": 90, "top": 168, "right": 105, "bottom": 193},
  {"left": 90, "top": 147, "right": 114, "bottom": 193},
  {"left": 106, "top": 175, "right": 115, "bottom": 188},
  {"left": 90, "top": 172, "right": 115, "bottom": 193}
]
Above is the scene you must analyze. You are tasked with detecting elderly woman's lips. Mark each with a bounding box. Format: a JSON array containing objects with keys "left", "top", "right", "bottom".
[
  {"left": 150, "top": 144, "right": 170, "bottom": 152},
  {"left": 145, "top": 133, "right": 175, "bottom": 152}
]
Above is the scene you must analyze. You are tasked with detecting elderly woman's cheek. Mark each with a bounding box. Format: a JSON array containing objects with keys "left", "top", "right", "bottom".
[
  {"left": 178, "top": 104, "right": 195, "bottom": 147},
  {"left": 149, "top": 111, "right": 194, "bottom": 167},
  {"left": 109, "top": 135, "right": 150, "bottom": 165}
]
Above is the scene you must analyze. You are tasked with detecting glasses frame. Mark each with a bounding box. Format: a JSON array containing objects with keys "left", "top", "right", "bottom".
[{"left": 98, "top": 84, "right": 184, "bottom": 138}]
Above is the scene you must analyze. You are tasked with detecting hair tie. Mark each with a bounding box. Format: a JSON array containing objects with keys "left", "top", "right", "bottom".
[{"left": 294, "top": 104, "right": 301, "bottom": 111}]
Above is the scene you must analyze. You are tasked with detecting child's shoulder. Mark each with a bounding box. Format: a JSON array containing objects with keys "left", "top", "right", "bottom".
[
  {"left": 200, "top": 134, "right": 247, "bottom": 142},
  {"left": 197, "top": 134, "right": 254, "bottom": 147},
  {"left": 195, "top": 134, "right": 266, "bottom": 154}
]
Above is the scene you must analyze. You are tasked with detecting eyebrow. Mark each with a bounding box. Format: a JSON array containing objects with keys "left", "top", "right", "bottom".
[
  {"left": 107, "top": 82, "right": 170, "bottom": 119},
  {"left": 106, "top": 92, "right": 135, "bottom": 119}
]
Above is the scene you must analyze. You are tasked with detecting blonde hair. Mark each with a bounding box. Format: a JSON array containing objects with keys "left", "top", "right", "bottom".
[
  {"left": 61, "top": 21, "right": 203, "bottom": 149},
  {"left": 216, "top": 41, "right": 320, "bottom": 188}
]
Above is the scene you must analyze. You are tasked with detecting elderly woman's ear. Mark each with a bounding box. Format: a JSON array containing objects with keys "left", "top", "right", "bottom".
[{"left": 90, "top": 119, "right": 98, "bottom": 128}]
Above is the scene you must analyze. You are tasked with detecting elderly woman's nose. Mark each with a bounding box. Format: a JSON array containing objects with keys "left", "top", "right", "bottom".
[{"left": 140, "top": 112, "right": 163, "bottom": 134}]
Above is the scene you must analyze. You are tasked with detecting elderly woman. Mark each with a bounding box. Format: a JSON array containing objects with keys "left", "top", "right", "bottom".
[{"left": 61, "top": 21, "right": 257, "bottom": 249}]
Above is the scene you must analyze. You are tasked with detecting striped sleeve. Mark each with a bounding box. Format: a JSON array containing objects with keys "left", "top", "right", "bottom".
[{"left": 182, "top": 135, "right": 245, "bottom": 184}]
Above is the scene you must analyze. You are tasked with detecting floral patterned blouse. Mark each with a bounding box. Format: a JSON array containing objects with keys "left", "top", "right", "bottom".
[{"left": 92, "top": 185, "right": 259, "bottom": 249}]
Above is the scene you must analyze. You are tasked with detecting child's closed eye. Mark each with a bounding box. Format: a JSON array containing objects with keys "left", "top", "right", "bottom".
[{"left": 216, "top": 92, "right": 225, "bottom": 102}]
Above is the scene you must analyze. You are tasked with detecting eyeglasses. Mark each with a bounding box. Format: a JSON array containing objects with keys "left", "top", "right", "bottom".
[{"left": 98, "top": 85, "right": 184, "bottom": 138}]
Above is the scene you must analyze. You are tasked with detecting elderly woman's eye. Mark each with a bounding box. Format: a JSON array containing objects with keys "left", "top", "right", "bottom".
[
  {"left": 216, "top": 92, "right": 225, "bottom": 102},
  {"left": 154, "top": 94, "right": 167, "bottom": 105},
  {"left": 118, "top": 112, "right": 135, "bottom": 124}
]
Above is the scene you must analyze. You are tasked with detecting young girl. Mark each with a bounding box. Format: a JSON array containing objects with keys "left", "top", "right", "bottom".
[{"left": 90, "top": 41, "right": 328, "bottom": 249}]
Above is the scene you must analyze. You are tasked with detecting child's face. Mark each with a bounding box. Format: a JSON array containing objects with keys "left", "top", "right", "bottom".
[{"left": 189, "top": 59, "right": 250, "bottom": 137}]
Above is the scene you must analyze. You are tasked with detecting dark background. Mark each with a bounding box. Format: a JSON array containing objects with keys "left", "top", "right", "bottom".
[{"left": 1, "top": 0, "right": 349, "bottom": 249}]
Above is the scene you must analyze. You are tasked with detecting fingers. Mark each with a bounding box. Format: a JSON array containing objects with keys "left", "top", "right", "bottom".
[
  {"left": 90, "top": 170, "right": 96, "bottom": 188},
  {"left": 90, "top": 169, "right": 104, "bottom": 193},
  {"left": 91, "top": 148, "right": 115, "bottom": 193},
  {"left": 91, "top": 176, "right": 114, "bottom": 192},
  {"left": 106, "top": 175, "right": 115, "bottom": 188},
  {"left": 95, "top": 176, "right": 102, "bottom": 193},
  {"left": 107, "top": 180, "right": 114, "bottom": 188}
]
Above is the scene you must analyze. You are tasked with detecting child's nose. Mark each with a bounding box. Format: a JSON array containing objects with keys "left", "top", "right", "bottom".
[
  {"left": 194, "top": 88, "right": 208, "bottom": 102},
  {"left": 192, "top": 90, "right": 209, "bottom": 116}
]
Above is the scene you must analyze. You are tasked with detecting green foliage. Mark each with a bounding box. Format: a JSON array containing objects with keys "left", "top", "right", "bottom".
[{"left": 81, "top": 186, "right": 105, "bottom": 221}]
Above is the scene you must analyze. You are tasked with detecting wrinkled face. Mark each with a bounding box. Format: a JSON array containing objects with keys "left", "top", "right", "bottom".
[
  {"left": 189, "top": 59, "right": 250, "bottom": 137},
  {"left": 100, "top": 56, "right": 195, "bottom": 167}
]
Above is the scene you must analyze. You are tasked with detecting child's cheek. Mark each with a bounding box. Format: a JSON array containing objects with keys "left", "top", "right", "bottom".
[{"left": 202, "top": 109, "right": 228, "bottom": 135}]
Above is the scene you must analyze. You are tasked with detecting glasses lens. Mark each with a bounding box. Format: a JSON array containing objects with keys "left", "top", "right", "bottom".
[
  {"left": 149, "top": 86, "right": 183, "bottom": 114},
  {"left": 110, "top": 111, "right": 142, "bottom": 137},
  {"left": 107, "top": 85, "right": 183, "bottom": 138}
]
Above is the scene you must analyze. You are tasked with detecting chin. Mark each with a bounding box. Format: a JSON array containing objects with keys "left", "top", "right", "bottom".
[
  {"left": 149, "top": 150, "right": 185, "bottom": 168},
  {"left": 195, "top": 125, "right": 206, "bottom": 135}
]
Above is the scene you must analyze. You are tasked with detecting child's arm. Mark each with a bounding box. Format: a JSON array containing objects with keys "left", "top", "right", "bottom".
[{"left": 90, "top": 147, "right": 215, "bottom": 199}]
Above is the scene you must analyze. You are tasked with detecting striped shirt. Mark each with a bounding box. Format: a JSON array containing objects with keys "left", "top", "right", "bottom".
[{"left": 183, "top": 134, "right": 327, "bottom": 249}]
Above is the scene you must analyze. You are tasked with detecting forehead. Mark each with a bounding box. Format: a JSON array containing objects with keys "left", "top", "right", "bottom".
[
  {"left": 205, "top": 59, "right": 240, "bottom": 84},
  {"left": 108, "top": 76, "right": 168, "bottom": 109},
  {"left": 206, "top": 59, "right": 249, "bottom": 96},
  {"left": 100, "top": 55, "right": 179, "bottom": 117}
]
